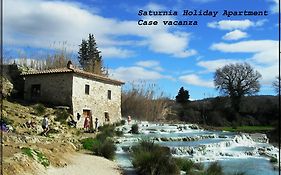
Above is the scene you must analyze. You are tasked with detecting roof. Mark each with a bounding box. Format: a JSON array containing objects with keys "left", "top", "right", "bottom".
[{"left": 21, "top": 67, "right": 125, "bottom": 85}]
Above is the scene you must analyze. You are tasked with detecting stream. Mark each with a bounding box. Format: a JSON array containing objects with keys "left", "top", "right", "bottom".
[{"left": 115, "top": 121, "right": 279, "bottom": 175}]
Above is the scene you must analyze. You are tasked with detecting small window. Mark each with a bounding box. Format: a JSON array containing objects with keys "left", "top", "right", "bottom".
[
  {"left": 31, "top": 84, "right": 41, "bottom": 97},
  {"left": 85, "top": 85, "right": 90, "bottom": 95},
  {"left": 107, "top": 90, "right": 111, "bottom": 100},
  {"left": 105, "top": 112, "right": 110, "bottom": 122}
]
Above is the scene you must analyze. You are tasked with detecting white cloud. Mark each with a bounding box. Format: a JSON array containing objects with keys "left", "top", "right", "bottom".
[
  {"left": 179, "top": 74, "right": 214, "bottom": 88},
  {"left": 136, "top": 60, "right": 164, "bottom": 71},
  {"left": 210, "top": 40, "right": 278, "bottom": 64},
  {"left": 197, "top": 59, "right": 243, "bottom": 72},
  {"left": 109, "top": 66, "right": 173, "bottom": 82},
  {"left": 149, "top": 32, "right": 197, "bottom": 58},
  {"left": 100, "top": 47, "right": 134, "bottom": 58},
  {"left": 207, "top": 20, "right": 265, "bottom": 30},
  {"left": 4, "top": 0, "right": 196, "bottom": 58},
  {"left": 270, "top": 0, "right": 279, "bottom": 13},
  {"left": 208, "top": 40, "right": 278, "bottom": 85},
  {"left": 222, "top": 30, "right": 248, "bottom": 41}
]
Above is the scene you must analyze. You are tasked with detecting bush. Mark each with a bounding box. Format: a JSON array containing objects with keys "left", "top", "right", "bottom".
[
  {"left": 93, "top": 140, "right": 116, "bottom": 160},
  {"left": 131, "top": 141, "right": 179, "bottom": 175},
  {"left": 80, "top": 137, "right": 99, "bottom": 151},
  {"left": 206, "top": 162, "right": 223, "bottom": 175},
  {"left": 33, "top": 103, "right": 46, "bottom": 116},
  {"left": 131, "top": 124, "right": 139, "bottom": 134},
  {"left": 174, "top": 158, "right": 194, "bottom": 174},
  {"left": 270, "top": 157, "right": 278, "bottom": 163},
  {"left": 121, "top": 119, "right": 126, "bottom": 125},
  {"left": 54, "top": 109, "right": 69, "bottom": 124}
]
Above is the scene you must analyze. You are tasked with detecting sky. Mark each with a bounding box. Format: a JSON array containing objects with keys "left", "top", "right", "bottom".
[{"left": 3, "top": 0, "right": 280, "bottom": 100}]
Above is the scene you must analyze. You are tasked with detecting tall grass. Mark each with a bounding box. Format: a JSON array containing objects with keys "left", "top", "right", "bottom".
[
  {"left": 121, "top": 82, "right": 169, "bottom": 121},
  {"left": 131, "top": 140, "right": 179, "bottom": 175}
]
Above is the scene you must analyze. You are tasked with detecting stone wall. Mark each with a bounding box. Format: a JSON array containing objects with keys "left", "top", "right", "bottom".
[
  {"left": 71, "top": 74, "right": 122, "bottom": 128},
  {"left": 24, "top": 73, "right": 73, "bottom": 107}
]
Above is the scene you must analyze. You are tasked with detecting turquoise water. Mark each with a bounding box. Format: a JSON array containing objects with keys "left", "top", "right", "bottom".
[{"left": 115, "top": 122, "right": 279, "bottom": 175}]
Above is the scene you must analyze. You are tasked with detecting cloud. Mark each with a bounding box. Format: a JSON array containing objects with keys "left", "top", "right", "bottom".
[
  {"left": 207, "top": 20, "right": 266, "bottom": 30},
  {"left": 149, "top": 32, "right": 197, "bottom": 58},
  {"left": 100, "top": 47, "right": 134, "bottom": 58},
  {"left": 210, "top": 40, "right": 278, "bottom": 64},
  {"left": 179, "top": 74, "right": 214, "bottom": 88},
  {"left": 270, "top": 0, "right": 279, "bottom": 13},
  {"left": 222, "top": 30, "right": 248, "bottom": 40},
  {"left": 135, "top": 60, "right": 164, "bottom": 71},
  {"left": 109, "top": 66, "right": 173, "bottom": 82},
  {"left": 197, "top": 59, "right": 243, "bottom": 72},
  {"left": 209, "top": 40, "right": 278, "bottom": 85},
  {"left": 4, "top": 0, "right": 196, "bottom": 58}
]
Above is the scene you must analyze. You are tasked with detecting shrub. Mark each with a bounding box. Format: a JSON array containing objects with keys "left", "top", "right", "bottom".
[
  {"left": 33, "top": 103, "right": 46, "bottom": 116},
  {"left": 270, "top": 157, "right": 278, "bottom": 163},
  {"left": 22, "top": 147, "right": 33, "bottom": 157},
  {"left": 174, "top": 158, "right": 194, "bottom": 174},
  {"left": 93, "top": 140, "right": 116, "bottom": 160},
  {"left": 54, "top": 109, "right": 69, "bottom": 124},
  {"left": 131, "top": 141, "right": 179, "bottom": 175},
  {"left": 131, "top": 124, "right": 139, "bottom": 134},
  {"left": 121, "top": 119, "right": 126, "bottom": 125},
  {"left": 80, "top": 137, "right": 99, "bottom": 151},
  {"left": 206, "top": 162, "right": 223, "bottom": 175}
]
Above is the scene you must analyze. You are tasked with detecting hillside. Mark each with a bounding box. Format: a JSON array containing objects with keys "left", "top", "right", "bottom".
[{"left": 1, "top": 99, "right": 121, "bottom": 175}]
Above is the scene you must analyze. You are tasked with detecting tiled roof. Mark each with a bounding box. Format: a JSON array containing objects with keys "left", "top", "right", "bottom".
[{"left": 21, "top": 68, "right": 124, "bottom": 85}]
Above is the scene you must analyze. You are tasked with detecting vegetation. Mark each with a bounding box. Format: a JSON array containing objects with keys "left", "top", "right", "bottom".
[
  {"left": 176, "top": 87, "right": 190, "bottom": 104},
  {"left": 122, "top": 82, "right": 168, "bottom": 121},
  {"left": 272, "top": 76, "right": 280, "bottom": 94},
  {"left": 33, "top": 103, "right": 46, "bottom": 116},
  {"left": 78, "top": 33, "right": 107, "bottom": 75},
  {"left": 220, "top": 126, "right": 274, "bottom": 133},
  {"left": 131, "top": 124, "right": 139, "bottom": 134},
  {"left": 54, "top": 108, "right": 70, "bottom": 124},
  {"left": 21, "top": 147, "right": 50, "bottom": 167},
  {"left": 214, "top": 63, "right": 261, "bottom": 112},
  {"left": 131, "top": 141, "right": 245, "bottom": 175},
  {"left": 80, "top": 124, "right": 118, "bottom": 160},
  {"left": 131, "top": 141, "right": 179, "bottom": 175},
  {"left": 206, "top": 162, "right": 223, "bottom": 175}
]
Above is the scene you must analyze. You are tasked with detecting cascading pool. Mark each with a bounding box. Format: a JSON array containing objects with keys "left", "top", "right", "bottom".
[{"left": 115, "top": 121, "right": 279, "bottom": 175}]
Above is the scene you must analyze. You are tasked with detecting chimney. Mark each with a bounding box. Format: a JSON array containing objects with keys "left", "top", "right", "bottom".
[{"left": 67, "top": 60, "right": 73, "bottom": 69}]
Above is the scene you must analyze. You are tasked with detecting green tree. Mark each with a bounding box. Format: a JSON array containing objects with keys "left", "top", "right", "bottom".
[
  {"left": 214, "top": 62, "right": 261, "bottom": 112},
  {"left": 78, "top": 34, "right": 106, "bottom": 75},
  {"left": 176, "top": 87, "right": 190, "bottom": 104}
]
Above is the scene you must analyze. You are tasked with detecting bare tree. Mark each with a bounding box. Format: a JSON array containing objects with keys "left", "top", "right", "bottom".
[
  {"left": 214, "top": 62, "right": 261, "bottom": 111},
  {"left": 272, "top": 76, "right": 280, "bottom": 94}
]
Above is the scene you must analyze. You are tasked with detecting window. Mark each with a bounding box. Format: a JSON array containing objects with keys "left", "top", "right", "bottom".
[
  {"left": 85, "top": 85, "right": 90, "bottom": 95},
  {"left": 107, "top": 90, "right": 111, "bottom": 100},
  {"left": 31, "top": 84, "right": 41, "bottom": 97},
  {"left": 105, "top": 112, "right": 110, "bottom": 122}
]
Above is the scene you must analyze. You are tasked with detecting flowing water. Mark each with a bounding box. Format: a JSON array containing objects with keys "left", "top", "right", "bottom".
[{"left": 115, "top": 121, "right": 279, "bottom": 175}]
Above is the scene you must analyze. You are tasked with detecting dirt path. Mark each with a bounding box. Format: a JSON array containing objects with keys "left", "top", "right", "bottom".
[{"left": 43, "top": 153, "right": 122, "bottom": 175}]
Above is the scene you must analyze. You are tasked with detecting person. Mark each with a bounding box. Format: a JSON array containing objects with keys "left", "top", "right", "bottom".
[
  {"left": 67, "top": 115, "right": 77, "bottom": 128},
  {"left": 41, "top": 115, "right": 49, "bottom": 136},
  {"left": 84, "top": 116, "right": 90, "bottom": 132},
  {"left": 77, "top": 113, "right": 81, "bottom": 121},
  {"left": 127, "top": 115, "right": 131, "bottom": 124},
  {"left": 94, "top": 117, "right": 99, "bottom": 132}
]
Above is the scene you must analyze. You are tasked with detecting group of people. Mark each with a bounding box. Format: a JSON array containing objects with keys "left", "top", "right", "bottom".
[{"left": 83, "top": 115, "right": 99, "bottom": 132}]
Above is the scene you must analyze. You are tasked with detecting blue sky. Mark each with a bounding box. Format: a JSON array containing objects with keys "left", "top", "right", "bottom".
[{"left": 3, "top": 0, "right": 280, "bottom": 99}]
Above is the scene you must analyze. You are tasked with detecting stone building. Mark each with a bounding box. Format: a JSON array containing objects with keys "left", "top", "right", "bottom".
[{"left": 22, "top": 62, "right": 124, "bottom": 128}]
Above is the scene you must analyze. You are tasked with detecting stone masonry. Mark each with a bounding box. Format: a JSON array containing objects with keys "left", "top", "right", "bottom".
[{"left": 22, "top": 64, "right": 124, "bottom": 128}]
